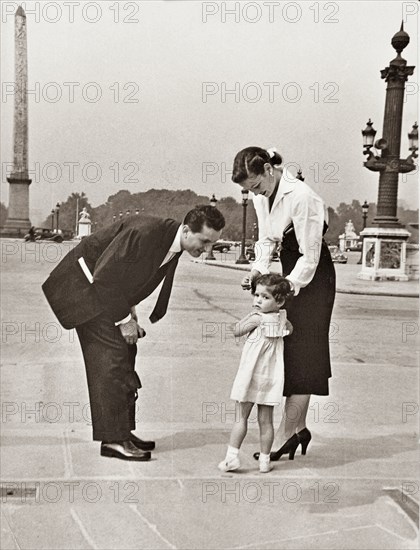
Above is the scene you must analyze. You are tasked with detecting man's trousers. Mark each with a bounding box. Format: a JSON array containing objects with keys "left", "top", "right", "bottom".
[{"left": 76, "top": 312, "right": 141, "bottom": 441}]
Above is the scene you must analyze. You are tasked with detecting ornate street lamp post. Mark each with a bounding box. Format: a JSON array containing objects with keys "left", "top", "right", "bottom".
[
  {"left": 358, "top": 23, "right": 417, "bottom": 281},
  {"left": 236, "top": 189, "right": 250, "bottom": 265},
  {"left": 205, "top": 194, "right": 218, "bottom": 260},
  {"left": 362, "top": 201, "right": 369, "bottom": 230},
  {"left": 357, "top": 201, "right": 369, "bottom": 264},
  {"left": 55, "top": 202, "right": 60, "bottom": 232},
  {"left": 51, "top": 209, "right": 55, "bottom": 231}
]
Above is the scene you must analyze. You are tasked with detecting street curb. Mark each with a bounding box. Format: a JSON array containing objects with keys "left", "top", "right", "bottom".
[
  {"left": 334, "top": 289, "right": 419, "bottom": 298},
  {"left": 192, "top": 259, "right": 419, "bottom": 298}
]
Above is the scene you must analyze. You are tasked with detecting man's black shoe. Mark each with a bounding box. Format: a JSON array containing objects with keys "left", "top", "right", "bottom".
[
  {"left": 130, "top": 433, "right": 156, "bottom": 451},
  {"left": 100, "top": 440, "right": 151, "bottom": 461}
]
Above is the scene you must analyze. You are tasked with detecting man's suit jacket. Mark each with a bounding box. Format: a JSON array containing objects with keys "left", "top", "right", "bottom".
[{"left": 42, "top": 215, "right": 181, "bottom": 329}]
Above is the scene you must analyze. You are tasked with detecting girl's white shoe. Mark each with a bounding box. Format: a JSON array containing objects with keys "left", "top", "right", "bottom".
[
  {"left": 218, "top": 457, "right": 241, "bottom": 472},
  {"left": 259, "top": 460, "right": 273, "bottom": 473}
]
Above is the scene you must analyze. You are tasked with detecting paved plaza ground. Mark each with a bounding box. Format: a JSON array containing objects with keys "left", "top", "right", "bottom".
[{"left": 0, "top": 240, "right": 419, "bottom": 549}]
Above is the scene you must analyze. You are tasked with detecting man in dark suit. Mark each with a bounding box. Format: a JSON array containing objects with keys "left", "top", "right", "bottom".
[{"left": 42, "top": 205, "right": 225, "bottom": 461}]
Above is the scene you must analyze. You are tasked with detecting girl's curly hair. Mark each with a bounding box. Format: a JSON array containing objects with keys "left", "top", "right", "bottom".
[{"left": 251, "top": 274, "right": 294, "bottom": 304}]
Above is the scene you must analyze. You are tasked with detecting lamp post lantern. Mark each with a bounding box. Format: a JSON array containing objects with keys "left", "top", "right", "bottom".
[
  {"left": 358, "top": 23, "right": 417, "bottom": 282},
  {"left": 362, "top": 119, "right": 377, "bottom": 152},
  {"left": 236, "top": 189, "right": 250, "bottom": 265},
  {"left": 357, "top": 201, "right": 369, "bottom": 264},
  {"left": 408, "top": 122, "right": 418, "bottom": 155},
  {"left": 205, "top": 194, "right": 218, "bottom": 260}
]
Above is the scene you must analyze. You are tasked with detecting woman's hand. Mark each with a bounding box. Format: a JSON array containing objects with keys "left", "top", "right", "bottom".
[
  {"left": 241, "top": 275, "right": 252, "bottom": 290},
  {"left": 241, "top": 269, "right": 261, "bottom": 290}
]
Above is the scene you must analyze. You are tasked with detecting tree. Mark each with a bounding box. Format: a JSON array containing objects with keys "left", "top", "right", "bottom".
[
  {"left": 324, "top": 207, "right": 341, "bottom": 244},
  {"left": 41, "top": 192, "right": 91, "bottom": 233},
  {"left": 37, "top": 189, "right": 418, "bottom": 245}
]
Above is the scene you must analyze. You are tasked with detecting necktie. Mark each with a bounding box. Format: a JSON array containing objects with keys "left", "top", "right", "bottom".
[{"left": 149, "top": 252, "right": 183, "bottom": 323}]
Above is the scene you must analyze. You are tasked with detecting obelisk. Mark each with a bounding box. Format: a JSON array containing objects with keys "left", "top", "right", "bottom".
[{"left": 2, "top": 6, "right": 31, "bottom": 236}]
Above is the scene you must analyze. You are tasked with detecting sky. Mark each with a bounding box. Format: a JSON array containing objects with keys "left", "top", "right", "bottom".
[{"left": 1, "top": 0, "right": 419, "bottom": 225}]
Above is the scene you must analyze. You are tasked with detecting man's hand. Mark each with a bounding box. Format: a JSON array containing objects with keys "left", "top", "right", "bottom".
[
  {"left": 119, "top": 318, "right": 139, "bottom": 345},
  {"left": 130, "top": 306, "right": 138, "bottom": 322},
  {"left": 136, "top": 324, "right": 146, "bottom": 338}
]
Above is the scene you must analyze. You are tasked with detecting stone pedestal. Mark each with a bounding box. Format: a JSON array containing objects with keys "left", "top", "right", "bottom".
[
  {"left": 77, "top": 219, "right": 91, "bottom": 239},
  {"left": 406, "top": 244, "right": 419, "bottom": 280},
  {"left": 0, "top": 176, "right": 32, "bottom": 237},
  {"left": 357, "top": 227, "right": 411, "bottom": 281}
]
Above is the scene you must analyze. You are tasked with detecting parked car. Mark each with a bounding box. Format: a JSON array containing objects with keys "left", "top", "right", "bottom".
[
  {"left": 245, "top": 244, "right": 255, "bottom": 261},
  {"left": 24, "top": 227, "right": 74, "bottom": 243},
  {"left": 212, "top": 241, "right": 232, "bottom": 253},
  {"left": 246, "top": 243, "right": 280, "bottom": 262},
  {"left": 328, "top": 246, "right": 348, "bottom": 264},
  {"left": 345, "top": 243, "right": 362, "bottom": 252}
]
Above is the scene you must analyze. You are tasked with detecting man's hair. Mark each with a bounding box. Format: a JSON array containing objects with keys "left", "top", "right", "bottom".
[
  {"left": 184, "top": 205, "right": 225, "bottom": 233},
  {"left": 252, "top": 273, "right": 294, "bottom": 304}
]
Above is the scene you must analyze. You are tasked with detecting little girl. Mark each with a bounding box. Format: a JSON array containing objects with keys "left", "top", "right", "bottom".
[{"left": 218, "top": 274, "right": 293, "bottom": 473}]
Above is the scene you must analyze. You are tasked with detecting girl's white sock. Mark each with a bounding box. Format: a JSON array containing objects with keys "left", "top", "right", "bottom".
[
  {"left": 226, "top": 445, "right": 239, "bottom": 460},
  {"left": 259, "top": 452, "right": 270, "bottom": 462},
  {"left": 259, "top": 452, "right": 273, "bottom": 473}
]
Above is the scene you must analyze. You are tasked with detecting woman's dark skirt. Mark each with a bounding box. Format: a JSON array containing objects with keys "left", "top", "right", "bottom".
[{"left": 280, "top": 230, "right": 336, "bottom": 396}]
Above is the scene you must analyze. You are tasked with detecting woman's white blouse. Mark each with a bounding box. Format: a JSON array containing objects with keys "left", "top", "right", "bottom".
[{"left": 252, "top": 169, "right": 328, "bottom": 295}]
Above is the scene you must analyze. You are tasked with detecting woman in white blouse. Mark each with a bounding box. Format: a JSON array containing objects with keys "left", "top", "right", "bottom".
[{"left": 231, "top": 146, "right": 336, "bottom": 462}]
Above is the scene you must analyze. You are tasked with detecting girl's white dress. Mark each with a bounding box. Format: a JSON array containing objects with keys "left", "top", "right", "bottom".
[{"left": 230, "top": 310, "right": 286, "bottom": 406}]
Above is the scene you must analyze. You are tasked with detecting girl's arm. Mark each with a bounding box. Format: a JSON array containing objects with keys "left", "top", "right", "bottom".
[
  {"left": 284, "top": 319, "right": 293, "bottom": 336},
  {"left": 232, "top": 312, "right": 261, "bottom": 337}
]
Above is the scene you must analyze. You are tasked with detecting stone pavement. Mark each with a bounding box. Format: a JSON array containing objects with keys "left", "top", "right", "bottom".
[{"left": 0, "top": 240, "right": 419, "bottom": 549}]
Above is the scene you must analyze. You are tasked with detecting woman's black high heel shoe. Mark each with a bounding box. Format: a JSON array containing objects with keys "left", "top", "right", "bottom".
[
  {"left": 297, "top": 428, "right": 312, "bottom": 455},
  {"left": 253, "top": 429, "right": 312, "bottom": 461},
  {"left": 270, "top": 434, "right": 300, "bottom": 461},
  {"left": 253, "top": 434, "right": 300, "bottom": 462}
]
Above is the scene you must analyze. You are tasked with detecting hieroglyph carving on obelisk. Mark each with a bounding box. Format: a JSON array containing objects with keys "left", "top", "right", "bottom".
[{"left": 3, "top": 6, "right": 32, "bottom": 233}]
